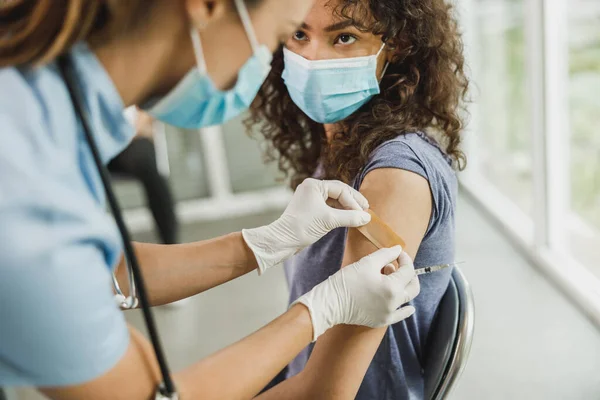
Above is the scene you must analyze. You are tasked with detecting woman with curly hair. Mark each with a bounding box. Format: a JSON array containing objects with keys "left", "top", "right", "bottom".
[{"left": 247, "top": 0, "right": 468, "bottom": 398}]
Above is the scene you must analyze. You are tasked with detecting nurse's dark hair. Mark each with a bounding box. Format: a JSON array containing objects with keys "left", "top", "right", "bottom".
[
  {"left": 0, "top": 0, "right": 263, "bottom": 67},
  {"left": 246, "top": 0, "right": 469, "bottom": 189}
]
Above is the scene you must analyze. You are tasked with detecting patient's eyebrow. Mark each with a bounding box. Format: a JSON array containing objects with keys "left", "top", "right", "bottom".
[
  {"left": 300, "top": 20, "right": 365, "bottom": 33},
  {"left": 324, "top": 20, "right": 365, "bottom": 32}
]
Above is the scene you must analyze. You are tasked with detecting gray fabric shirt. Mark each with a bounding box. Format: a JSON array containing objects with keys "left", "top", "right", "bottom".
[{"left": 283, "top": 132, "right": 458, "bottom": 399}]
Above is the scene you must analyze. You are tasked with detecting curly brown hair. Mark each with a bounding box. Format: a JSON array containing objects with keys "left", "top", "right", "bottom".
[{"left": 245, "top": 0, "right": 469, "bottom": 189}]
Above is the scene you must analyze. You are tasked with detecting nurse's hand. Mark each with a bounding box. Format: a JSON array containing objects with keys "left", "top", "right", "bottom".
[
  {"left": 293, "top": 246, "right": 420, "bottom": 341},
  {"left": 242, "top": 178, "right": 372, "bottom": 274}
]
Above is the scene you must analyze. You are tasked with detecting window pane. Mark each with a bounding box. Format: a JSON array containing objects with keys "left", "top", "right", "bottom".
[
  {"left": 164, "top": 126, "right": 211, "bottom": 201},
  {"left": 475, "top": 0, "right": 532, "bottom": 215},
  {"left": 568, "top": 1, "right": 600, "bottom": 273},
  {"left": 222, "top": 113, "right": 281, "bottom": 194},
  {"left": 113, "top": 125, "right": 210, "bottom": 209}
]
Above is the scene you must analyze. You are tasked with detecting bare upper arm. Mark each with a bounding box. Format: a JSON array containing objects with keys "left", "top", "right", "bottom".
[{"left": 343, "top": 167, "right": 432, "bottom": 266}]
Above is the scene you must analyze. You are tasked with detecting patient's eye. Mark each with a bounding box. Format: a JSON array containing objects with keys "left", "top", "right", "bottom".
[
  {"left": 293, "top": 31, "right": 308, "bottom": 41},
  {"left": 335, "top": 33, "right": 357, "bottom": 45}
]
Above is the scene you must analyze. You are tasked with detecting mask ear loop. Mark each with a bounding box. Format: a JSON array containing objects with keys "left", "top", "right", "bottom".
[
  {"left": 190, "top": 28, "right": 208, "bottom": 75},
  {"left": 379, "top": 61, "right": 390, "bottom": 81},
  {"left": 377, "top": 43, "right": 390, "bottom": 81},
  {"left": 376, "top": 42, "right": 386, "bottom": 58},
  {"left": 233, "top": 0, "right": 261, "bottom": 55}
]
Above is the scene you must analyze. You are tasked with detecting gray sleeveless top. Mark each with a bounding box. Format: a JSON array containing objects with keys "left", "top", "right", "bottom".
[{"left": 282, "top": 132, "right": 458, "bottom": 399}]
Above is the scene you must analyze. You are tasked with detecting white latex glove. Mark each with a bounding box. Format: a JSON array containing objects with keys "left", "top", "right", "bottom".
[
  {"left": 293, "top": 246, "right": 420, "bottom": 341},
  {"left": 242, "top": 178, "right": 372, "bottom": 274}
]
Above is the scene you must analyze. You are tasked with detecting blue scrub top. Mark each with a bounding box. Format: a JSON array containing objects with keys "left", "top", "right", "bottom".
[{"left": 0, "top": 44, "right": 133, "bottom": 386}]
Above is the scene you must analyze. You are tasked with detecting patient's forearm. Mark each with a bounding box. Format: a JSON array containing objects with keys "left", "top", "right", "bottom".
[
  {"left": 255, "top": 371, "right": 309, "bottom": 400},
  {"left": 309, "top": 325, "right": 388, "bottom": 398},
  {"left": 115, "top": 233, "right": 259, "bottom": 306}
]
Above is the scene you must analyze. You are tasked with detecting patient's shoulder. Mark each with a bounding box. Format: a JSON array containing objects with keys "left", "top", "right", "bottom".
[
  {"left": 361, "top": 132, "right": 454, "bottom": 180},
  {"left": 356, "top": 132, "right": 456, "bottom": 192},
  {"left": 354, "top": 132, "right": 458, "bottom": 236}
]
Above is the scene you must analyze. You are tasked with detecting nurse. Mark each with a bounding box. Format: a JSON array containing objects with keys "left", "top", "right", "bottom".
[{"left": 0, "top": 0, "right": 420, "bottom": 399}]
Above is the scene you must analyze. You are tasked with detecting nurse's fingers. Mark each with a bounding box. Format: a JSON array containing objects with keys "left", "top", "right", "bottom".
[
  {"left": 328, "top": 208, "right": 371, "bottom": 228},
  {"left": 403, "top": 276, "right": 421, "bottom": 304},
  {"left": 360, "top": 246, "right": 403, "bottom": 273},
  {"left": 387, "top": 254, "right": 416, "bottom": 283},
  {"left": 398, "top": 251, "right": 413, "bottom": 267},
  {"left": 382, "top": 263, "right": 397, "bottom": 275},
  {"left": 387, "top": 306, "right": 416, "bottom": 325},
  {"left": 321, "top": 180, "right": 369, "bottom": 211}
]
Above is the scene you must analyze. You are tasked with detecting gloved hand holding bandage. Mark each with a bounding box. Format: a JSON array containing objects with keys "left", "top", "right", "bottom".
[
  {"left": 292, "top": 246, "right": 420, "bottom": 341},
  {"left": 242, "top": 178, "right": 372, "bottom": 274}
]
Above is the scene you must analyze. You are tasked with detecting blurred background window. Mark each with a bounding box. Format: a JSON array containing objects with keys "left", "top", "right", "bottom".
[
  {"left": 114, "top": 125, "right": 210, "bottom": 209},
  {"left": 463, "top": 0, "right": 600, "bottom": 288},
  {"left": 568, "top": 0, "right": 600, "bottom": 276},
  {"left": 222, "top": 114, "right": 282, "bottom": 194},
  {"left": 475, "top": 0, "right": 532, "bottom": 217}
]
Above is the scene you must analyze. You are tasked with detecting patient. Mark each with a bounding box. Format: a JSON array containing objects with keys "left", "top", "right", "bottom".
[{"left": 247, "top": 0, "right": 468, "bottom": 398}]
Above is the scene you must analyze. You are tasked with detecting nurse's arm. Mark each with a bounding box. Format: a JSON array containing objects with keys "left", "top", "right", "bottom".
[
  {"left": 257, "top": 168, "right": 431, "bottom": 400},
  {"left": 41, "top": 304, "right": 314, "bottom": 400},
  {"left": 114, "top": 178, "right": 371, "bottom": 307},
  {"left": 114, "top": 232, "right": 259, "bottom": 306}
]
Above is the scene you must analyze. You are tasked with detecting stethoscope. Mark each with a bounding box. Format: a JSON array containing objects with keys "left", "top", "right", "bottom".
[{"left": 57, "top": 56, "right": 178, "bottom": 399}]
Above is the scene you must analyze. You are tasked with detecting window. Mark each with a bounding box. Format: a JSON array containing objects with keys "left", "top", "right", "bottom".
[
  {"left": 568, "top": 1, "right": 600, "bottom": 275},
  {"left": 460, "top": 0, "right": 600, "bottom": 321},
  {"left": 222, "top": 114, "right": 281, "bottom": 194},
  {"left": 117, "top": 116, "right": 290, "bottom": 234},
  {"left": 474, "top": 0, "right": 533, "bottom": 216},
  {"left": 113, "top": 125, "right": 210, "bottom": 210}
]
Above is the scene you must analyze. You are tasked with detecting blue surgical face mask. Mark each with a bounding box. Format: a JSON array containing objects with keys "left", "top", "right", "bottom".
[
  {"left": 145, "top": 0, "right": 272, "bottom": 129},
  {"left": 282, "top": 44, "right": 388, "bottom": 124}
]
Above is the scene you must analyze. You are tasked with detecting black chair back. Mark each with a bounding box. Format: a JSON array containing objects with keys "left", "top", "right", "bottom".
[{"left": 424, "top": 267, "right": 475, "bottom": 399}]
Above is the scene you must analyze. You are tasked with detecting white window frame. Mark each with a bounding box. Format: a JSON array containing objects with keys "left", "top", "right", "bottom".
[{"left": 459, "top": 0, "right": 600, "bottom": 326}]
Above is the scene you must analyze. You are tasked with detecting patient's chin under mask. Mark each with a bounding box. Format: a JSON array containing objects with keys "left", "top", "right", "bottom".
[
  {"left": 146, "top": 1, "right": 272, "bottom": 129},
  {"left": 282, "top": 44, "right": 388, "bottom": 124}
]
